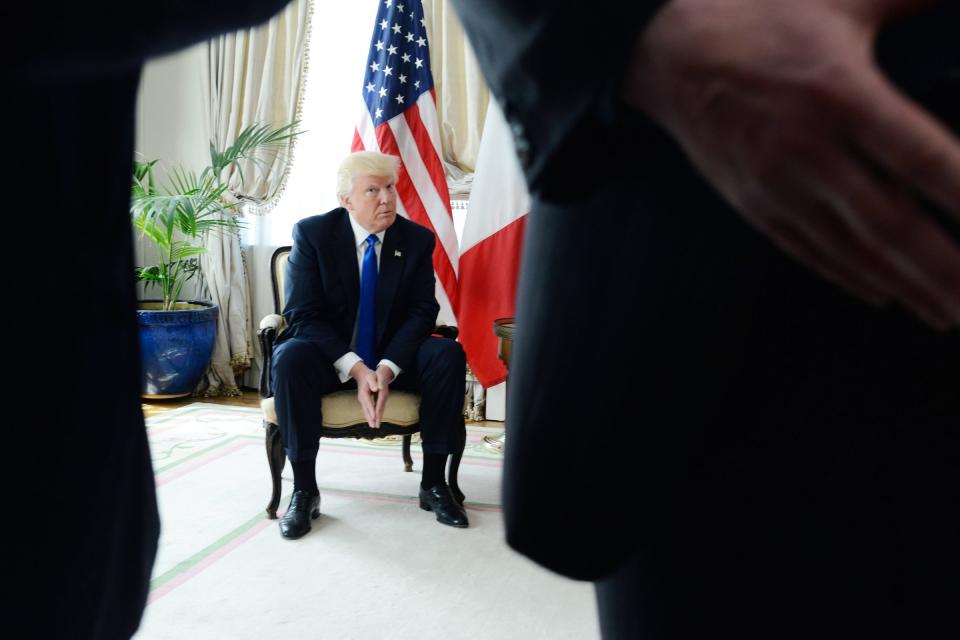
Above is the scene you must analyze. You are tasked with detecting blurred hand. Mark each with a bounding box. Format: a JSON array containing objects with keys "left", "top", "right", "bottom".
[{"left": 623, "top": 0, "right": 960, "bottom": 329}]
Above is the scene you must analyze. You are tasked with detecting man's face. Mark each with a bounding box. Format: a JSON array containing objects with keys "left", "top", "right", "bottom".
[{"left": 342, "top": 174, "right": 398, "bottom": 233}]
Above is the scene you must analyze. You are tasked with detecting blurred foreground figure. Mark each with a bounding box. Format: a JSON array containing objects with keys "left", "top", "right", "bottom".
[
  {"left": 452, "top": 1, "right": 960, "bottom": 637},
  {"left": 4, "top": 2, "right": 290, "bottom": 637}
]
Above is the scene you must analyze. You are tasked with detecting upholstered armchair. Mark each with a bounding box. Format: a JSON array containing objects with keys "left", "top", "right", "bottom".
[{"left": 258, "top": 246, "right": 463, "bottom": 519}]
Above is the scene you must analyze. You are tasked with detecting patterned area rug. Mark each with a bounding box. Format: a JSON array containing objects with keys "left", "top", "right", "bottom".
[{"left": 134, "top": 403, "right": 597, "bottom": 640}]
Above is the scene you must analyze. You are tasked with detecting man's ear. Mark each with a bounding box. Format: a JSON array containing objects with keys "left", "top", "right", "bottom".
[{"left": 339, "top": 193, "right": 350, "bottom": 209}]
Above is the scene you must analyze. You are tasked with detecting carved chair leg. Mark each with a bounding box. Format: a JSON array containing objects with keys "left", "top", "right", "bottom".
[
  {"left": 402, "top": 434, "right": 413, "bottom": 472},
  {"left": 265, "top": 421, "right": 285, "bottom": 519},
  {"left": 448, "top": 427, "right": 466, "bottom": 506}
]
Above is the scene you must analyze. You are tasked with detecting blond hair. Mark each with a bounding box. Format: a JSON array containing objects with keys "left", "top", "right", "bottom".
[{"left": 336, "top": 151, "right": 400, "bottom": 197}]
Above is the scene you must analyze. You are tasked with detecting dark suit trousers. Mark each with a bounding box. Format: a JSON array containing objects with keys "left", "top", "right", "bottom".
[
  {"left": 272, "top": 336, "right": 466, "bottom": 462},
  {"left": 503, "top": 175, "right": 960, "bottom": 639}
]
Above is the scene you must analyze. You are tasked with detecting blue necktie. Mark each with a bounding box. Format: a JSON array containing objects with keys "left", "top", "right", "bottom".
[{"left": 357, "top": 234, "right": 378, "bottom": 368}]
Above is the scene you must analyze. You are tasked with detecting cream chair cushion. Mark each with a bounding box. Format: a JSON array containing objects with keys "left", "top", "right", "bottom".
[{"left": 261, "top": 390, "right": 421, "bottom": 428}]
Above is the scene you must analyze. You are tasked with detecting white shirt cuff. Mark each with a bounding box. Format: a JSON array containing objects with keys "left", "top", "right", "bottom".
[
  {"left": 378, "top": 359, "right": 401, "bottom": 382},
  {"left": 333, "top": 352, "right": 362, "bottom": 383}
]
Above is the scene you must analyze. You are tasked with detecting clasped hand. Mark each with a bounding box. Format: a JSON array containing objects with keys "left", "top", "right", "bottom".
[
  {"left": 353, "top": 363, "right": 395, "bottom": 429},
  {"left": 624, "top": 0, "right": 960, "bottom": 330}
]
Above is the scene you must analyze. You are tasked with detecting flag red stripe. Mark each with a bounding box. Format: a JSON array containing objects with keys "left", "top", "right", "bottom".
[
  {"left": 403, "top": 103, "right": 452, "bottom": 217},
  {"left": 457, "top": 215, "right": 527, "bottom": 387},
  {"left": 374, "top": 122, "right": 459, "bottom": 311},
  {"left": 354, "top": 2, "right": 459, "bottom": 327}
]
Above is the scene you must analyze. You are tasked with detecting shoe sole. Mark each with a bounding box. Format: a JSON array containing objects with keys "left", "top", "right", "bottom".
[{"left": 420, "top": 499, "right": 469, "bottom": 528}]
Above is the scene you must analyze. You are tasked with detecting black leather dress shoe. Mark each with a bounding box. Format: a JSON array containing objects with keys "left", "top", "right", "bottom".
[
  {"left": 419, "top": 483, "right": 469, "bottom": 528},
  {"left": 279, "top": 490, "right": 320, "bottom": 540}
]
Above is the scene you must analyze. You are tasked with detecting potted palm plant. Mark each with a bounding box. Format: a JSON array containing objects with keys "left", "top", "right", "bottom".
[{"left": 132, "top": 122, "right": 299, "bottom": 398}]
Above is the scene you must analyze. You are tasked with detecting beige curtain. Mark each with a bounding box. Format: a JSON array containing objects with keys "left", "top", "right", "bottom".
[
  {"left": 197, "top": 0, "right": 312, "bottom": 396},
  {"left": 424, "top": 0, "right": 489, "bottom": 195}
]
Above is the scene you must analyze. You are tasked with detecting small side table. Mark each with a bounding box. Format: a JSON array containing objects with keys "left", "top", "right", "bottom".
[{"left": 482, "top": 317, "right": 514, "bottom": 454}]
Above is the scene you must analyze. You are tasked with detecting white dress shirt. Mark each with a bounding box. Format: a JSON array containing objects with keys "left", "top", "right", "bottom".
[{"left": 332, "top": 213, "right": 402, "bottom": 383}]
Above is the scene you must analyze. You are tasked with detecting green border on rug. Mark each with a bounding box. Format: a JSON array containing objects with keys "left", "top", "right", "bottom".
[
  {"left": 150, "top": 498, "right": 290, "bottom": 592},
  {"left": 153, "top": 434, "right": 260, "bottom": 473}
]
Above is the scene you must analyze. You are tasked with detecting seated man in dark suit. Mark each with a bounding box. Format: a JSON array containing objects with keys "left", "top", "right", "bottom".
[{"left": 271, "top": 151, "right": 468, "bottom": 539}]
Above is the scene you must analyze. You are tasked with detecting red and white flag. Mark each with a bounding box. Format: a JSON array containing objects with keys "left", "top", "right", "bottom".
[
  {"left": 352, "top": 0, "right": 458, "bottom": 325},
  {"left": 458, "top": 97, "right": 530, "bottom": 388}
]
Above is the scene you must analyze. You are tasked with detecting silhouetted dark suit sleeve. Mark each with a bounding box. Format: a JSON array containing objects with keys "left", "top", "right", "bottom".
[
  {"left": 6, "top": 2, "right": 292, "bottom": 69},
  {"left": 451, "top": 1, "right": 960, "bottom": 201},
  {"left": 450, "top": 1, "right": 667, "bottom": 201}
]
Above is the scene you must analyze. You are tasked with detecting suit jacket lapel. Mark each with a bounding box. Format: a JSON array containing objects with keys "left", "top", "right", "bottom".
[
  {"left": 332, "top": 210, "right": 360, "bottom": 325},
  {"left": 376, "top": 222, "right": 402, "bottom": 343}
]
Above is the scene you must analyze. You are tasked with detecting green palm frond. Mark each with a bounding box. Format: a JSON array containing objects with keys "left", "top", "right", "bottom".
[
  {"left": 133, "top": 159, "right": 158, "bottom": 183},
  {"left": 132, "top": 160, "right": 159, "bottom": 203},
  {"left": 132, "top": 216, "right": 172, "bottom": 252},
  {"left": 132, "top": 195, "right": 186, "bottom": 253},
  {"left": 135, "top": 265, "right": 166, "bottom": 284},
  {"left": 205, "top": 122, "right": 301, "bottom": 185},
  {"left": 170, "top": 242, "right": 207, "bottom": 262},
  {"left": 132, "top": 120, "right": 301, "bottom": 308},
  {"left": 167, "top": 166, "right": 202, "bottom": 196}
]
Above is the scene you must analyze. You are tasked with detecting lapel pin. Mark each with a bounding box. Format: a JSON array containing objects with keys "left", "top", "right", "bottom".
[{"left": 394, "top": 250, "right": 402, "bottom": 257}]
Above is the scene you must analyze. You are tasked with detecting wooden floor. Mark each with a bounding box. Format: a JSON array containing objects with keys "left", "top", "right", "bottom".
[
  {"left": 142, "top": 388, "right": 504, "bottom": 430},
  {"left": 141, "top": 389, "right": 262, "bottom": 419}
]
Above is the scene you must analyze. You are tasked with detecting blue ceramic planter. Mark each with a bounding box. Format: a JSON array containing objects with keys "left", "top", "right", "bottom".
[{"left": 138, "top": 301, "right": 218, "bottom": 398}]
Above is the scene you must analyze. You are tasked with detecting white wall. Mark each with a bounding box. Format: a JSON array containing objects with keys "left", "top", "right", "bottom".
[
  {"left": 135, "top": 43, "right": 209, "bottom": 174},
  {"left": 133, "top": 43, "right": 210, "bottom": 301}
]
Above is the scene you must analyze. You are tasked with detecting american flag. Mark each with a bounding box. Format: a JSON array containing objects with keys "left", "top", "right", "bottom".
[{"left": 352, "top": 0, "right": 458, "bottom": 325}]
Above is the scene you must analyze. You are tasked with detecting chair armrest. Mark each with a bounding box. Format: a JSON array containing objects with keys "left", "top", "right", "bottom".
[
  {"left": 434, "top": 323, "right": 458, "bottom": 340},
  {"left": 260, "top": 314, "right": 287, "bottom": 332},
  {"left": 258, "top": 315, "right": 286, "bottom": 399}
]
